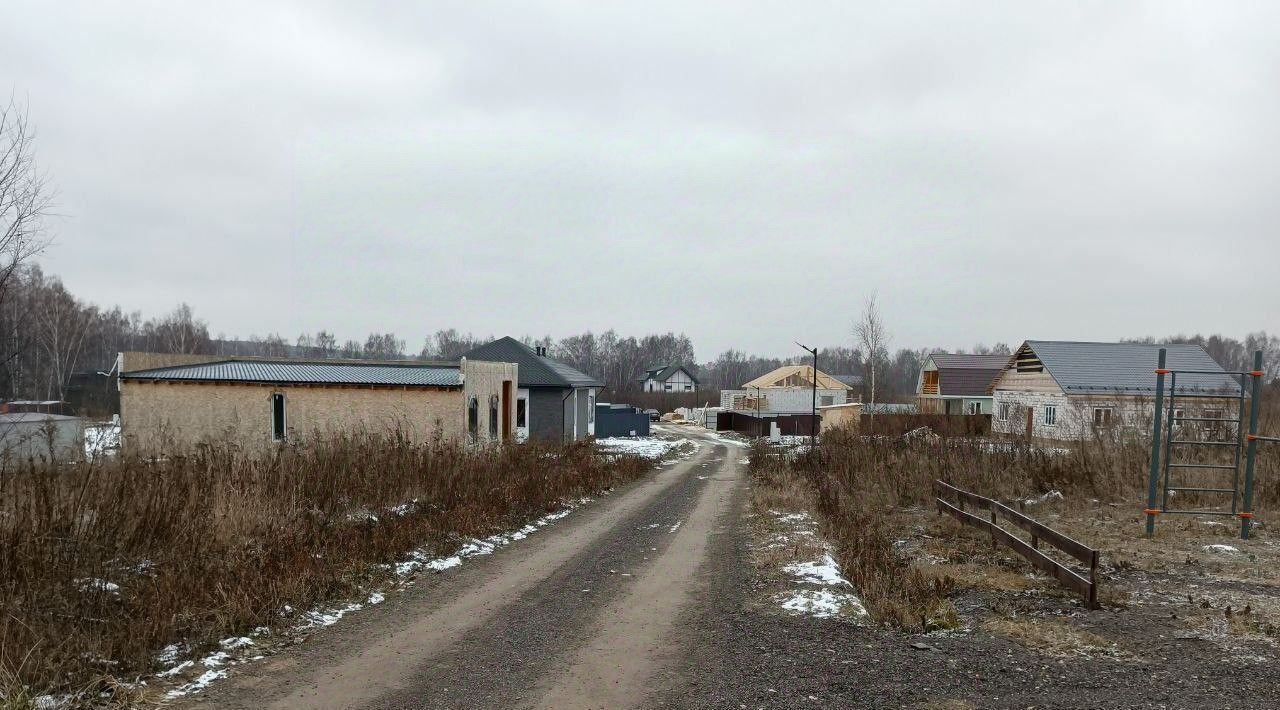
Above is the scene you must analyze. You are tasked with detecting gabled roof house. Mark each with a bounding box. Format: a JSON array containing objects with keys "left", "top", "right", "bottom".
[
  {"left": 721, "top": 365, "right": 857, "bottom": 413},
  {"left": 917, "top": 353, "right": 1009, "bottom": 415},
  {"left": 990, "top": 341, "right": 1239, "bottom": 441},
  {"left": 464, "top": 337, "right": 604, "bottom": 442},
  {"left": 639, "top": 365, "right": 699, "bottom": 393}
]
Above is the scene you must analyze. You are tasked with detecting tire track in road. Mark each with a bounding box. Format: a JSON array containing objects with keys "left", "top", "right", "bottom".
[{"left": 531, "top": 442, "right": 743, "bottom": 710}]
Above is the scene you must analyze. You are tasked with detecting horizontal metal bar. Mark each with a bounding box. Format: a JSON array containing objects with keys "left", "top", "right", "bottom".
[
  {"left": 1169, "top": 440, "right": 1238, "bottom": 447},
  {"left": 1168, "top": 463, "right": 1238, "bottom": 470},
  {"left": 1167, "top": 487, "right": 1236, "bottom": 493},
  {"left": 1163, "top": 392, "right": 1246, "bottom": 399},
  {"left": 1161, "top": 509, "right": 1237, "bottom": 516},
  {"left": 1164, "top": 369, "right": 1253, "bottom": 376},
  {"left": 1174, "top": 417, "right": 1238, "bottom": 423},
  {"left": 1251, "top": 435, "right": 1280, "bottom": 443}
]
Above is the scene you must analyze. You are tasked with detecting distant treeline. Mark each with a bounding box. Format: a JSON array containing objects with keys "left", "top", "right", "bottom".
[{"left": 3, "top": 265, "right": 1276, "bottom": 403}]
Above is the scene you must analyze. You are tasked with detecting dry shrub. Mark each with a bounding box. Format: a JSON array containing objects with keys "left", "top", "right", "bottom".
[{"left": 0, "top": 432, "right": 649, "bottom": 700}]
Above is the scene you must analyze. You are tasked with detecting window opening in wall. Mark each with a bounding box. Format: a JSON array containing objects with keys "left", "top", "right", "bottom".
[
  {"left": 998, "top": 402, "right": 1010, "bottom": 421},
  {"left": 516, "top": 398, "right": 527, "bottom": 428},
  {"left": 489, "top": 395, "right": 499, "bottom": 439},
  {"left": 968, "top": 401, "right": 982, "bottom": 415},
  {"left": 467, "top": 396, "right": 479, "bottom": 441},
  {"left": 1093, "top": 407, "right": 1113, "bottom": 427},
  {"left": 1043, "top": 404, "right": 1057, "bottom": 426},
  {"left": 820, "top": 395, "right": 834, "bottom": 407},
  {"left": 271, "top": 393, "right": 286, "bottom": 441}
]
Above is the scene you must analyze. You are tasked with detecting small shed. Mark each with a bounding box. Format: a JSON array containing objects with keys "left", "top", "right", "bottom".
[{"left": 0, "top": 413, "right": 85, "bottom": 464}]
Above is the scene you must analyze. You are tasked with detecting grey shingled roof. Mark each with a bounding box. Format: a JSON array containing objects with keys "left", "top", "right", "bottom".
[
  {"left": 120, "top": 360, "right": 463, "bottom": 387},
  {"left": 1023, "top": 341, "right": 1241, "bottom": 396},
  {"left": 640, "top": 364, "right": 699, "bottom": 385},
  {"left": 464, "top": 337, "right": 603, "bottom": 389}
]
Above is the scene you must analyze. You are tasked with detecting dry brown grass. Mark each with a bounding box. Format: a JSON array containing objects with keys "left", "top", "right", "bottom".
[
  {"left": 757, "top": 396, "right": 1280, "bottom": 631},
  {"left": 981, "top": 617, "right": 1122, "bottom": 657},
  {"left": 0, "top": 433, "right": 650, "bottom": 704}
]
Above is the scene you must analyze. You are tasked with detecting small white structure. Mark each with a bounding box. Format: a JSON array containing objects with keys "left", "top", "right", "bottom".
[
  {"left": 0, "top": 413, "right": 85, "bottom": 464},
  {"left": 639, "top": 365, "right": 699, "bottom": 393}
]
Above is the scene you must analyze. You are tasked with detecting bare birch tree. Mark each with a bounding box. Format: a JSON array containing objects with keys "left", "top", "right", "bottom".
[
  {"left": 0, "top": 99, "right": 54, "bottom": 375},
  {"left": 854, "top": 292, "right": 891, "bottom": 431}
]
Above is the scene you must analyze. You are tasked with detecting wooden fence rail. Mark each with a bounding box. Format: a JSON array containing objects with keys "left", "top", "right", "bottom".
[{"left": 933, "top": 480, "right": 1100, "bottom": 609}]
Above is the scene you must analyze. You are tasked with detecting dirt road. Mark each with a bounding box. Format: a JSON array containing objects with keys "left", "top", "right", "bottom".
[{"left": 187, "top": 427, "right": 748, "bottom": 710}]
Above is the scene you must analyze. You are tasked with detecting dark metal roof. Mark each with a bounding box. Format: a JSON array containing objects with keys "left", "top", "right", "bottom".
[
  {"left": 929, "top": 353, "right": 1012, "bottom": 370},
  {"left": 925, "top": 354, "right": 1007, "bottom": 397},
  {"left": 1023, "top": 341, "right": 1241, "bottom": 396},
  {"left": 120, "top": 359, "right": 463, "bottom": 387},
  {"left": 640, "top": 364, "right": 699, "bottom": 385},
  {"left": 464, "top": 337, "right": 603, "bottom": 389}
]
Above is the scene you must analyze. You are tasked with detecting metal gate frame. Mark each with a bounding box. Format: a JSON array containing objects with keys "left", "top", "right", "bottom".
[{"left": 1145, "top": 349, "right": 1268, "bottom": 539}]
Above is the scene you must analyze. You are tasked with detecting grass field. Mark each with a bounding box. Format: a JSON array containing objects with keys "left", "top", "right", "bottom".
[{"left": 0, "top": 434, "right": 651, "bottom": 706}]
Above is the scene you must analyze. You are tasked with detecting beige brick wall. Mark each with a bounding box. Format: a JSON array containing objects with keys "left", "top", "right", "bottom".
[{"left": 120, "top": 359, "right": 518, "bottom": 454}]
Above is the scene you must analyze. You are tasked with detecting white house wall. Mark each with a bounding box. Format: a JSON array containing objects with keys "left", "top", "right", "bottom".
[{"left": 720, "top": 388, "right": 848, "bottom": 412}]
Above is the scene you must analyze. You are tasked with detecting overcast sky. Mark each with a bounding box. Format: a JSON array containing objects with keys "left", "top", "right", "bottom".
[{"left": 4, "top": 1, "right": 1278, "bottom": 359}]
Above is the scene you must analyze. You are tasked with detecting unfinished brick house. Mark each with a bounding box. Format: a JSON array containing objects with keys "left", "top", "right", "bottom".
[
  {"left": 118, "top": 352, "right": 517, "bottom": 454},
  {"left": 990, "top": 341, "right": 1238, "bottom": 442}
]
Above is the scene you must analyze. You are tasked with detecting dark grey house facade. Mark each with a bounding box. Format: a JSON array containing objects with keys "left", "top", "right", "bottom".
[{"left": 464, "top": 337, "right": 604, "bottom": 442}]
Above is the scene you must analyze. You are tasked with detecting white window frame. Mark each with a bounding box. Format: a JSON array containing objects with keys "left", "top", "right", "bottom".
[
  {"left": 998, "top": 402, "right": 1010, "bottom": 421},
  {"left": 1043, "top": 404, "right": 1057, "bottom": 426},
  {"left": 968, "top": 401, "right": 982, "bottom": 415}
]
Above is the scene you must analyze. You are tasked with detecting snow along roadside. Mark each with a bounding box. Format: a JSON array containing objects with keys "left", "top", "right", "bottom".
[
  {"left": 155, "top": 498, "right": 595, "bottom": 701},
  {"left": 763, "top": 509, "right": 867, "bottom": 620}
]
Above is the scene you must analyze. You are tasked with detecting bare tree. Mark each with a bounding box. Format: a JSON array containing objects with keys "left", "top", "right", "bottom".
[
  {"left": 0, "top": 99, "right": 54, "bottom": 375},
  {"left": 854, "top": 292, "right": 891, "bottom": 430}
]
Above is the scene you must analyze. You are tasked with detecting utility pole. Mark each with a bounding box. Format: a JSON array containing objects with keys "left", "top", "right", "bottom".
[
  {"left": 797, "top": 342, "right": 819, "bottom": 441},
  {"left": 754, "top": 385, "right": 762, "bottom": 439}
]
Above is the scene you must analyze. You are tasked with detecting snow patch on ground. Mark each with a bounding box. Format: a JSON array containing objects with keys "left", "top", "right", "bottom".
[
  {"left": 1204, "top": 544, "right": 1241, "bottom": 555},
  {"left": 783, "top": 555, "right": 853, "bottom": 587},
  {"left": 776, "top": 589, "right": 866, "bottom": 619},
  {"left": 1024, "top": 490, "right": 1065, "bottom": 506},
  {"left": 764, "top": 510, "right": 867, "bottom": 621},
  {"left": 75, "top": 578, "right": 120, "bottom": 594},
  {"left": 596, "top": 437, "right": 683, "bottom": 460}
]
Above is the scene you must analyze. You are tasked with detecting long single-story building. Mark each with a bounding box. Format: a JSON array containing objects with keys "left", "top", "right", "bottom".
[
  {"left": 990, "top": 341, "right": 1239, "bottom": 441},
  {"left": 463, "top": 337, "right": 603, "bottom": 442},
  {"left": 118, "top": 352, "right": 517, "bottom": 453}
]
